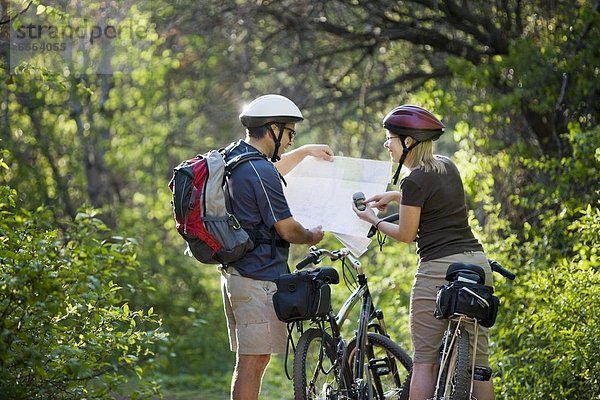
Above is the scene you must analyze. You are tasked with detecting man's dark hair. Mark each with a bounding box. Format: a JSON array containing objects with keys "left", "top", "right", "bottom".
[{"left": 247, "top": 125, "right": 271, "bottom": 139}]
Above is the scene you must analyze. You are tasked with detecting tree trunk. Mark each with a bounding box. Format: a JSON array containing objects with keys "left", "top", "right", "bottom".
[
  {"left": 69, "top": 77, "right": 117, "bottom": 227},
  {"left": 522, "top": 105, "right": 572, "bottom": 158}
]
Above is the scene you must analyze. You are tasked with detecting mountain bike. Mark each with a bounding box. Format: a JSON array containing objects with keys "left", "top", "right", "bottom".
[
  {"left": 291, "top": 246, "right": 412, "bottom": 400},
  {"left": 433, "top": 260, "right": 515, "bottom": 400}
]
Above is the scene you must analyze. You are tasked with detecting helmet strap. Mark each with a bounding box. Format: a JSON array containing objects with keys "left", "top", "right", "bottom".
[
  {"left": 391, "top": 137, "right": 420, "bottom": 185},
  {"left": 267, "top": 123, "right": 285, "bottom": 162}
]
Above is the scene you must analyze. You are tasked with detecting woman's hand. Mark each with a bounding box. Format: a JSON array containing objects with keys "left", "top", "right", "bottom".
[
  {"left": 365, "top": 191, "right": 401, "bottom": 212},
  {"left": 352, "top": 202, "right": 379, "bottom": 225}
]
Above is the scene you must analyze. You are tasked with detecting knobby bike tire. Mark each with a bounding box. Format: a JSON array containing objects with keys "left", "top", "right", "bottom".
[
  {"left": 293, "top": 328, "right": 349, "bottom": 400},
  {"left": 436, "top": 328, "right": 470, "bottom": 400},
  {"left": 347, "top": 333, "right": 412, "bottom": 400}
]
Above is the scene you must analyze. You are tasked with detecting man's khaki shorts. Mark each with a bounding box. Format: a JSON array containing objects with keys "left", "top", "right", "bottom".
[
  {"left": 410, "top": 252, "right": 493, "bottom": 366},
  {"left": 220, "top": 267, "right": 288, "bottom": 355}
]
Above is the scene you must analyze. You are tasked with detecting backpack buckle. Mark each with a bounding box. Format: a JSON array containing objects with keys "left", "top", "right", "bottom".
[{"left": 228, "top": 214, "right": 242, "bottom": 230}]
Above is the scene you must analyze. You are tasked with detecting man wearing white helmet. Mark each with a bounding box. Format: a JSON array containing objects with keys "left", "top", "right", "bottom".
[{"left": 220, "top": 94, "right": 334, "bottom": 400}]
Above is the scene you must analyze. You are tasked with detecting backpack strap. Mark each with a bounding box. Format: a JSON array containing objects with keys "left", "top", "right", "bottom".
[
  {"left": 222, "top": 142, "right": 287, "bottom": 186},
  {"left": 226, "top": 152, "right": 268, "bottom": 171},
  {"left": 222, "top": 151, "right": 267, "bottom": 215},
  {"left": 220, "top": 144, "right": 290, "bottom": 256},
  {"left": 247, "top": 228, "right": 290, "bottom": 258}
]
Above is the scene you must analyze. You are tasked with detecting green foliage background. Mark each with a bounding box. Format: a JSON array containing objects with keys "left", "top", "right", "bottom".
[{"left": 1, "top": 0, "right": 598, "bottom": 399}]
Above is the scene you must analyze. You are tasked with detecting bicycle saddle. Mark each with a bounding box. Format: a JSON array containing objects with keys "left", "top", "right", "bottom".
[
  {"left": 445, "top": 263, "right": 486, "bottom": 284},
  {"left": 311, "top": 267, "right": 340, "bottom": 285}
]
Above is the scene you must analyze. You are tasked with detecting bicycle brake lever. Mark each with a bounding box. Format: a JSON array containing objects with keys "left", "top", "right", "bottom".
[{"left": 346, "top": 253, "right": 361, "bottom": 268}]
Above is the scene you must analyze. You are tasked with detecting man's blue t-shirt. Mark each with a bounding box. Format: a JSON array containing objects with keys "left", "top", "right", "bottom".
[{"left": 225, "top": 140, "right": 292, "bottom": 281}]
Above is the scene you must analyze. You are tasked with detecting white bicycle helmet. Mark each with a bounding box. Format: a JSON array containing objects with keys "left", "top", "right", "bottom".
[{"left": 239, "top": 94, "right": 304, "bottom": 128}]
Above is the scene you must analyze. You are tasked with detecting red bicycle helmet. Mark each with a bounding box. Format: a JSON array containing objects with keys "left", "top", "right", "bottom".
[
  {"left": 383, "top": 105, "right": 445, "bottom": 185},
  {"left": 383, "top": 105, "right": 445, "bottom": 141}
]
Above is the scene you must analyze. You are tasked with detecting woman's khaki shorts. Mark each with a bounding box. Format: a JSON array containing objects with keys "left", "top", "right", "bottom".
[
  {"left": 410, "top": 252, "right": 493, "bottom": 366},
  {"left": 220, "top": 267, "right": 288, "bottom": 355}
]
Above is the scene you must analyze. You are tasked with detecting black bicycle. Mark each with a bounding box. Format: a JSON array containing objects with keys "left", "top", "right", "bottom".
[{"left": 292, "top": 246, "right": 412, "bottom": 400}]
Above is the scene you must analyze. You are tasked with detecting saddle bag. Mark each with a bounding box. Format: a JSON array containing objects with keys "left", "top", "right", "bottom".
[
  {"left": 434, "top": 281, "right": 499, "bottom": 328},
  {"left": 273, "top": 267, "right": 339, "bottom": 323}
]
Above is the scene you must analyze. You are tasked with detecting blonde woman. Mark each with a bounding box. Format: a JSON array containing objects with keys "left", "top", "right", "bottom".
[{"left": 353, "top": 105, "right": 495, "bottom": 400}]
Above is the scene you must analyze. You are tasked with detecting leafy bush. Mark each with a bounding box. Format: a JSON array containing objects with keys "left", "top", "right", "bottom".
[
  {"left": 0, "top": 185, "right": 166, "bottom": 399},
  {"left": 474, "top": 128, "right": 600, "bottom": 399},
  {"left": 493, "top": 206, "right": 599, "bottom": 399}
]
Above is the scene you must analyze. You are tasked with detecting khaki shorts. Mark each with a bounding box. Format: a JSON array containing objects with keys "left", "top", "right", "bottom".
[
  {"left": 220, "top": 267, "right": 288, "bottom": 355},
  {"left": 410, "top": 252, "right": 493, "bottom": 366}
]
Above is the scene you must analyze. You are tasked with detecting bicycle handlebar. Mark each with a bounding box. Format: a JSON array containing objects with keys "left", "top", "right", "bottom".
[
  {"left": 298, "top": 248, "right": 516, "bottom": 284},
  {"left": 295, "top": 251, "right": 319, "bottom": 270},
  {"left": 295, "top": 246, "right": 353, "bottom": 270},
  {"left": 366, "top": 214, "right": 516, "bottom": 281},
  {"left": 489, "top": 259, "right": 516, "bottom": 280}
]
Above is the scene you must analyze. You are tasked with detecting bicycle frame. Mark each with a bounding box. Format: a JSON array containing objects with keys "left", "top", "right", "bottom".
[
  {"left": 335, "top": 263, "right": 387, "bottom": 335},
  {"left": 328, "top": 255, "right": 398, "bottom": 398},
  {"left": 317, "top": 254, "right": 388, "bottom": 381}
]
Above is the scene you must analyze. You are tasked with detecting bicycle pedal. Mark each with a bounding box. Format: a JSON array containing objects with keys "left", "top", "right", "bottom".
[
  {"left": 473, "top": 365, "right": 492, "bottom": 381},
  {"left": 368, "top": 357, "right": 390, "bottom": 376}
]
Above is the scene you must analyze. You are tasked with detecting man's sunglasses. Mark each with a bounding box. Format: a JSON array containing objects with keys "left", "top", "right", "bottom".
[{"left": 284, "top": 127, "right": 296, "bottom": 141}]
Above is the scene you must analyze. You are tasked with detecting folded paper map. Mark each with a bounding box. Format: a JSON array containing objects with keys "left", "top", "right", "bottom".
[{"left": 284, "top": 156, "right": 391, "bottom": 256}]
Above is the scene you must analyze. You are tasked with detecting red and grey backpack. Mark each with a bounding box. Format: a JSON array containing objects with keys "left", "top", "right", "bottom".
[{"left": 169, "top": 143, "right": 280, "bottom": 265}]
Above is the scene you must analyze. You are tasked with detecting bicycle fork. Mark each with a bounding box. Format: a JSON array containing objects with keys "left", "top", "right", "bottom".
[
  {"left": 353, "top": 291, "right": 401, "bottom": 399},
  {"left": 352, "top": 286, "right": 372, "bottom": 396}
]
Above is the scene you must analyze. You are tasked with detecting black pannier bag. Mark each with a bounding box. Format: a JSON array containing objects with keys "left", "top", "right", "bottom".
[
  {"left": 434, "top": 281, "right": 499, "bottom": 327},
  {"left": 273, "top": 267, "right": 339, "bottom": 323}
]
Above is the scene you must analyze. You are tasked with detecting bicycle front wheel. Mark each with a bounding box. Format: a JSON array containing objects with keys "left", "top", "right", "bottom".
[
  {"left": 347, "top": 333, "right": 412, "bottom": 400},
  {"left": 293, "top": 328, "right": 349, "bottom": 400},
  {"left": 436, "top": 328, "right": 470, "bottom": 400}
]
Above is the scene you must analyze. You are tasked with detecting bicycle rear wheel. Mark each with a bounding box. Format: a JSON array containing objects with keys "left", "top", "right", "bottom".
[
  {"left": 436, "top": 328, "right": 470, "bottom": 400},
  {"left": 293, "top": 328, "right": 349, "bottom": 400},
  {"left": 347, "top": 333, "right": 412, "bottom": 400}
]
